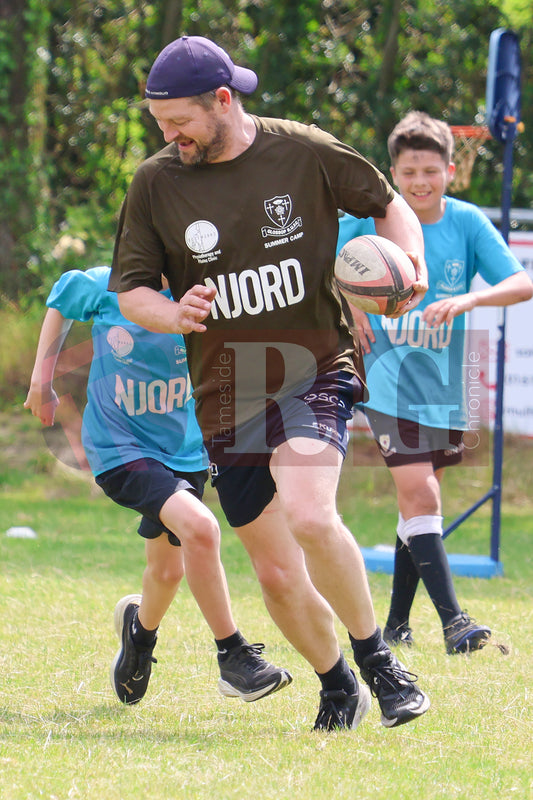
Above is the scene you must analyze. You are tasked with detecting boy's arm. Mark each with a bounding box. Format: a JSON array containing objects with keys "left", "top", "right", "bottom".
[
  {"left": 24, "top": 308, "right": 74, "bottom": 426},
  {"left": 423, "top": 271, "right": 533, "bottom": 328}
]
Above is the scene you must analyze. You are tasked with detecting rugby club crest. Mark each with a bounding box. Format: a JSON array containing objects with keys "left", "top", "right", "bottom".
[{"left": 261, "top": 195, "right": 302, "bottom": 238}]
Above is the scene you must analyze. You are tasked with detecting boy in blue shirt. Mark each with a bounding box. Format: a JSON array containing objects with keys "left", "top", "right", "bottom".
[
  {"left": 25, "top": 266, "right": 291, "bottom": 704},
  {"left": 337, "top": 112, "right": 532, "bottom": 654}
]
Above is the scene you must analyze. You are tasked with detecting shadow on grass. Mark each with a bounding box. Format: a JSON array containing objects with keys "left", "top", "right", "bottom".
[{"left": 0, "top": 700, "right": 297, "bottom": 745}]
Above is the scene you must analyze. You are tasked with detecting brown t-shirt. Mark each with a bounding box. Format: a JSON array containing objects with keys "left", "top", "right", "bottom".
[{"left": 109, "top": 115, "right": 394, "bottom": 440}]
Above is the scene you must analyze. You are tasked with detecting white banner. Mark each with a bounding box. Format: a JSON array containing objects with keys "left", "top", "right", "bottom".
[{"left": 469, "top": 231, "right": 533, "bottom": 436}]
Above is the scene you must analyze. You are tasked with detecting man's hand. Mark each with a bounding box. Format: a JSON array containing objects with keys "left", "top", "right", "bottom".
[
  {"left": 349, "top": 303, "right": 375, "bottom": 355},
  {"left": 174, "top": 285, "right": 217, "bottom": 333},
  {"left": 386, "top": 251, "right": 428, "bottom": 318}
]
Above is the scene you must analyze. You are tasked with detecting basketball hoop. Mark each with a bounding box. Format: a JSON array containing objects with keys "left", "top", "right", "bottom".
[{"left": 449, "top": 125, "right": 491, "bottom": 191}]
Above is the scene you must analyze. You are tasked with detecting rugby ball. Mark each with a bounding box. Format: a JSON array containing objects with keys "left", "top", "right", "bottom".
[{"left": 335, "top": 234, "right": 416, "bottom": 315}]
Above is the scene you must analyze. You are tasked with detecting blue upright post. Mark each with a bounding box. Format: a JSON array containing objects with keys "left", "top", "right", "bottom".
[
  {"left": 490, "top": 119, "right": 516, "bottom": 563},
  {"left": 441, "top": 30, "right": 521, "bottom": 573},
  {"left": 485, "top": 27, "right": 521, "bottom": 565}
]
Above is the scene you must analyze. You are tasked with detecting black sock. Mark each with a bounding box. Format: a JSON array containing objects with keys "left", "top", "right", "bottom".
[
  {"left": 131, "top": 610, "right": 158, "bottom": 647},
  {"left": 316, "top": 653, "right": 356, "bottom": 695},
  {"left": 215, "top": 630, "right": 246, "bottom": 658},
  {"left": 408, "top": 533, "right": 462, "bottom": 627},
  {"left": 349, "top": 627, "right": 386, "bottom": 670},
  {"left": 386, "top": 536, "right": 420, "bottom": 629}
]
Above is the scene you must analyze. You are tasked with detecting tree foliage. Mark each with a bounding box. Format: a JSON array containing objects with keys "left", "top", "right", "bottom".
[{"left": 1, "top": 0, "right": 531, "bottom": 301}]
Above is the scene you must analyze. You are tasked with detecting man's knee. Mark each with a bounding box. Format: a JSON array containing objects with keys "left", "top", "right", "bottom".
[
  {"left": 282, "top": 503, "right": 335, "bottom": 546},
  {"left": 248, "top": 544, "right": 307, "bottom": 600}
]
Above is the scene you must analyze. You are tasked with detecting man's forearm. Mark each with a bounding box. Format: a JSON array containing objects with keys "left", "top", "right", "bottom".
[
  {"left": 117, "top": 284, "right": 216, "bottom": 335},
  {"left": 117, "top": 286, "right": 183, "bottom": 333}
]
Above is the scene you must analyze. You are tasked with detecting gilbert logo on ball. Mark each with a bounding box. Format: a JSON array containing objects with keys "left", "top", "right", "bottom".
[{"left": 335, "top": 234, "right": 416, "bottom": 315}]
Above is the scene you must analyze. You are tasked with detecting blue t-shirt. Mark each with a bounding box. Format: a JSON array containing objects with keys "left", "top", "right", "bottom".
[
  {"left": 46, "top": 266, "right": 207, "bottom": 475},
  {"left": 337, "top": 197, "right": 524, "bottom": 429}
]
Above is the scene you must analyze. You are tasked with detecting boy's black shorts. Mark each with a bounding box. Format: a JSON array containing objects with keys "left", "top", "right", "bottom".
[
  {"left": 95, "top": 458, "right": 208, "bottom": 546},
  {"left": 364, "top": 409, "right": 464, "bottom": 470}
]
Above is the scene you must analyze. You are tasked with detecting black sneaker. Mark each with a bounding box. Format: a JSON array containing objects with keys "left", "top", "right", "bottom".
[
  {"left": 444, "top": 612, "right": 491, "bottom": 654},
  {"left": 361, "top": 649, "right": 430, "bottom": 728},
  {"left": 383, "top": 622, "right": 415, "bottom": 648},
  {"left": 217, "top": 642, "right": 292, "bottom": 702},
  {"left": 314, "top": 679, "right": 371, "bottom": 731},
  {"left": 110, "top": 594, "right": 157, "bottom": 705}
]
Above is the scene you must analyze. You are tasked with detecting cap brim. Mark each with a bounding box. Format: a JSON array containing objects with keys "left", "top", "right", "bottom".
[{"left": 229, "top": 65, "right": 258, "bottom": 95}]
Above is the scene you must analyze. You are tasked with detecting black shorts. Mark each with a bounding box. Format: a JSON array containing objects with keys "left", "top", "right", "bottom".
[
  {"left": 95, "top": 458, "right": 208, "bottom": 546},
  {"left": 209, "top": 371, "right": 362, "bottom": 527},
  {"left": 364, "top": 409, "right": 464, "bottom": 470}
]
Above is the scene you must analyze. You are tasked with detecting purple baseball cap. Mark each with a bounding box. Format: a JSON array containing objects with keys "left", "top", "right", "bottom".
[{"left": 145, "top": 36, "right": 258, "bottom": 99}]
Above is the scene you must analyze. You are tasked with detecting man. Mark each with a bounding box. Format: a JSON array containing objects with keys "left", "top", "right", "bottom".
[
  {"left": 25, "top": 265, "right": 292, "bottom": 706},
  {"left": 109, "top": 35, "right": 430, "bottom": 730}
]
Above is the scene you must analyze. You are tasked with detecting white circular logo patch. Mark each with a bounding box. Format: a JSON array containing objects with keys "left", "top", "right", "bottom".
[
  {"left": 107, "top": 326, "right": 134, "bottom": 357},
  {"left": 185, "top": 220, "right": 219, "bottom": 254}
]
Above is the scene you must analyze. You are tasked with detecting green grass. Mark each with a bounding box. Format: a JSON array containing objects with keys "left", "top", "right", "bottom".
[
  {"left": 0, "top": 302, "right": 46, "bottom": 407},
  {"left": 1, "top": 408, "right": 532, "bottom": 799}
]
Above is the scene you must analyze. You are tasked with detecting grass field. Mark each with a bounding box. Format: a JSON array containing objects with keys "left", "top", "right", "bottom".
[{"left": 1, "top": 408, "right": 532, "bottom": 799}]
